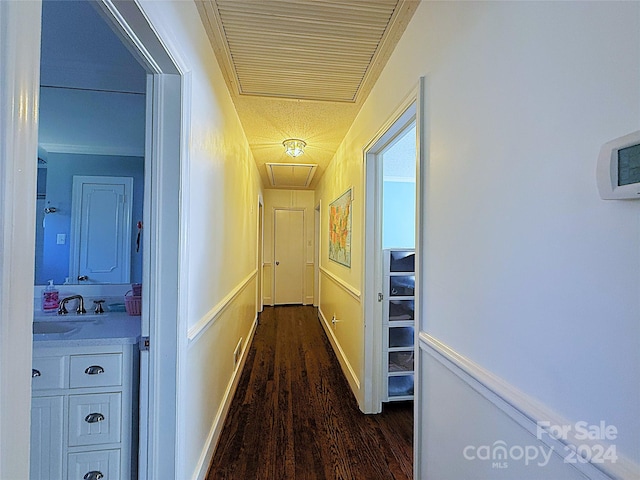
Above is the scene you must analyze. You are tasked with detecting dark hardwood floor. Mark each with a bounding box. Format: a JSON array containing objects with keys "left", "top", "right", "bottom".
[{"left": 206, "top": 305, "right": 413, "bottom": 480}]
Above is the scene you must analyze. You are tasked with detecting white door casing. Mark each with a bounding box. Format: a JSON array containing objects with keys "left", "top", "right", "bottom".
[
  {"left": 362, "top": 88, "right": 418, "bottom": 414},
  {"left": 274, "top": 208, "right": 305, "bottom": 305}
]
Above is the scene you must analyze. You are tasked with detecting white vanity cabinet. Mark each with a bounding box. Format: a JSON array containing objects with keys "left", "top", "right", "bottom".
[{"left": 31, "top": 343, "right": 137, "bottom": 480}]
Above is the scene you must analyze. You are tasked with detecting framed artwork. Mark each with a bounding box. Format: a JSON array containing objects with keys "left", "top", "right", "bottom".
[{"left": 329, "top": 187, "right": 352, "bottom": 267}]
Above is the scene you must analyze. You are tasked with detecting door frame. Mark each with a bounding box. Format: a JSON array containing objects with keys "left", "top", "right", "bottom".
[
  {"left": 94, "top": 3, "right": 187, "bottom": 477},
  {"left": 0, "top": 2, "right": 42, "bottom": 477},
  {"left": 257, "top": 195, "right": 264, "bottom": 313},
  {"left": 314, "top": 201, "right": 321, "bottom": 306},
  {"left": 362, "top": 85, "right": 420, "bottom": 414},
  {"left": 0, "top": 0, "right": 186, "bottom": 477}
]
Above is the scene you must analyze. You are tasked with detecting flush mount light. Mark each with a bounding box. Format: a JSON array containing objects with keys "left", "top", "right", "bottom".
[{"left": 283, "top": 138, "right": 306, "bottom": 157}]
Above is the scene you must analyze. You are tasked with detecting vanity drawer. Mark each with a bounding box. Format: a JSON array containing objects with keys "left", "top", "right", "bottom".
[
  {"left": 67, "top": 449, "right": 120, "bottom": 480},
  {"left": 69, "top": 354, "right": 122, "bottom": 388},
  {"left": 32, "top": 356, "right": 66, "bottom": 390},
  {"left": 68, "top": 393, "right": 121, "bottom": 446}
]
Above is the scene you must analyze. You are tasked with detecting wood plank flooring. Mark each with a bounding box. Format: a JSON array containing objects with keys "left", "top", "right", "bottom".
[{"left": 206, "top": 306, "right": 413, "bottom": 480}]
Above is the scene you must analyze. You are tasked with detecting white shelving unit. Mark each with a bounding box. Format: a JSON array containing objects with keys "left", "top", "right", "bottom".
[{"left": 383, "top": 249, "right": 415, "bottom": 402}]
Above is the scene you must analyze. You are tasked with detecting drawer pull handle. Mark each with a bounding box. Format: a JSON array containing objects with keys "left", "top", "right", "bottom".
[
  {"left": 32, "top": 369, "right": 41, "bottom": 378},
  {"left": 84, "top": 471, "right": 104, "bottom": 480},
  {"left": 84, "top": 412, "right": 105, "bottom": 424},
  {"left": 84, "top": 365, "right": 105, "bottom": 375}
]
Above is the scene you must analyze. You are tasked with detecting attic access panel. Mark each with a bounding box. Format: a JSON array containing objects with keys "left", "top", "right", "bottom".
[{"left": 266, "top": 163, "right": 318, "bottom": 188}]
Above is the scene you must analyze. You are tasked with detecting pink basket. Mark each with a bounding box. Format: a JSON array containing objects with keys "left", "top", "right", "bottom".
[
  {"left": 125, "top": 290, "right": 141, "bottom": 316},
  {"left": 132, "top": 283, "right": 142, "bottom": 296}
]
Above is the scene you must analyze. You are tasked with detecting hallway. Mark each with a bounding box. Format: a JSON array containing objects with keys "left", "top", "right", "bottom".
[{"left": 206, "top": 306, "right": 413, "bottom": 480}]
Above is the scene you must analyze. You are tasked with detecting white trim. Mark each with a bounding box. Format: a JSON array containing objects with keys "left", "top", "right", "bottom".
[
  {"left": 190, "top": 314, "right": 259, "bottom": 480},
  {"left": 413, "top": 75, "right": 428, "bottom": 480},
  {"left": 314, "top": 201, "right": 321, "bottom": 307},
  {"left": 319, "top": 266, "right": 361, "bottom": 301},
  {"left": 420, "top": 333, "right": 639, "bottom": 480},
  {"left": 256, "top": 195, "right": 264, "bottom": 313},
  {"left": 362, "top": 85, "right": 418, "bottom": 414},
  {"left": 187, "top": 269, "right": 258, "bottom": 344},
  {"left": 383, "top": 175, "right": 415, "bottom": 183},
  {"left": 0, "top": 2, "right": 41, "bottom": 478},
  {"left": 38, "top": 142, "right": 144, "bottom": 157},
  {"left": 318, "top": 307, "right": 361, "bottom": 392}
]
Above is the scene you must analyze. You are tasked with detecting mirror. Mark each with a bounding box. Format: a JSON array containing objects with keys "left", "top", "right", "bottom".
[{"left": 35, "top": 0, "right": 147, "bottom": 286}]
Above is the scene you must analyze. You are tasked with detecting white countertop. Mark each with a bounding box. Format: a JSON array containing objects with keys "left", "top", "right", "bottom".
[{"left": 33, "top": 311, "right": 141, "bottom": 347}]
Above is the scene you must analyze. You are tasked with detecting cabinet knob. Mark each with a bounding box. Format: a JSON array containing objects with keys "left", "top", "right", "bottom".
[
  {"left": 84, "top": 412, "right": 105, "bottom": 424},
  {"left": 32, "top": 369, "right": 41, "bottom": 378},
  {"left": 84, "top": 472, "right": 104, "bottom": 480},
  {"left": 84, "top": 365, "right": 105, "bottom": 375}
]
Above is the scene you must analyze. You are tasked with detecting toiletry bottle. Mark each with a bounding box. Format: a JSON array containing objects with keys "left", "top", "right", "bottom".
[{"left": 42, "top": 280, "right": 59, "bottom": 314}]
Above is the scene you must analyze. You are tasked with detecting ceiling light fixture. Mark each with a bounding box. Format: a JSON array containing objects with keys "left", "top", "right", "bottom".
[{"left": 283, "top": 138, "right": 306, "bottom": 158}]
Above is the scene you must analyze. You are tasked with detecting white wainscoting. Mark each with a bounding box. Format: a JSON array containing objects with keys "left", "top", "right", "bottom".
[
  {"left": 418, "top": 333, "right": 638, "bottom": 480},
  {"left": 186, "top": 271, "right": 259, "bottom": 480},
  {"left": 318, "top": 267, "right": 362, "bottom": 404},
  {"left": 187, "top": 269, "right": 257, "bottom": 344}
]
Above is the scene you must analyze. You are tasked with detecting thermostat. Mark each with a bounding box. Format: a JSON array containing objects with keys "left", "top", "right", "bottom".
[{"left": 597, "top": 130, "right": 640, "bottom": 199}]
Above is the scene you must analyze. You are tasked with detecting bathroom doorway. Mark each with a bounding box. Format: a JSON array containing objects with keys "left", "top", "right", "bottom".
[{"left": 36, "top": 1, "right": 183, "bottom": 478}]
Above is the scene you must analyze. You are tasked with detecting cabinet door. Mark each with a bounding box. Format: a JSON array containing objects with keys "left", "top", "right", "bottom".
[
  {"left": 68, "top": 393, "right": 121, "bottom": 446},
  {"left": 31, "top": 396, "right": 64, "bottom": 480},
  {"left": 67, "top": 449, "right": 120, "bottom": 480}
]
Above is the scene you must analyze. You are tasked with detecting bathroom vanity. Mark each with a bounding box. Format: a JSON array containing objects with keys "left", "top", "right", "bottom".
[{"left": 31, "top": 313, "right": 140, "bottom": 480}]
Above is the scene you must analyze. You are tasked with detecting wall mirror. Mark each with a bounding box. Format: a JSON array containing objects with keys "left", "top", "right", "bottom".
[{"left": 35, "top": 0, "right": 147, "bottom": 286}]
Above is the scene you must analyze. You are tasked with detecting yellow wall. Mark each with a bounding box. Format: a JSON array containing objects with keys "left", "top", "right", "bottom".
[
  {"left": 314, "top": 151, "right": 367, "bottom": 405},
  {"left": 138, "top": 2, "right": 264, "bottom": 478}
]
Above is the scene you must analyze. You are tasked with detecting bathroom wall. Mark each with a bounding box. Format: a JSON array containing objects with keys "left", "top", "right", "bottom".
[{"left": 36, "top": 152, "right": 144, "bottom": 285}]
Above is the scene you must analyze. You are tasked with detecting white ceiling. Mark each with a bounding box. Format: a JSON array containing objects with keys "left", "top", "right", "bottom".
[
  {"left": 40, "top": 0, "right": 146, "bottom": 94},
  {"left": 196, "top": 0, "right": 418, "bottom": 188}
]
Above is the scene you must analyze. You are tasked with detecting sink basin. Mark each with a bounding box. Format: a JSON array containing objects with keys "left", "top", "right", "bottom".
[
  {"left": 34, "top": 312, "right": 108, "bottom": 322},
  {"left": 33, "top": 321, "right": 79, "bottom": 336}
]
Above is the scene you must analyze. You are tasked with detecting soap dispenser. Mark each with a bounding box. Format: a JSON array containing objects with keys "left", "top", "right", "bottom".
[{"left": 42, "top": 280, "right": 59, "bottom": 314}]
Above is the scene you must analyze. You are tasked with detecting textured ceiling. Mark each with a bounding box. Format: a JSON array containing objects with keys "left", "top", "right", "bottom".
[{"left": 196, "top": 0, "right": 418, "bottom": 189}]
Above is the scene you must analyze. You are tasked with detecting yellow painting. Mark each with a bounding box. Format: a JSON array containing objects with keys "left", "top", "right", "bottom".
[{"left": 329, "top": 188, "right": 352, "bottom": 267}]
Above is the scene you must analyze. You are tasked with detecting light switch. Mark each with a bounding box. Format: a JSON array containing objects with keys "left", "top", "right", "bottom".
[{"left": 56, "top": 233, "right": 66, "bottom": 245}]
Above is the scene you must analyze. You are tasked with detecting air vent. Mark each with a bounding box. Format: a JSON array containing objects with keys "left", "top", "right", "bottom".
[{"left": 266, "top": 163, "right": 318, "bottom": 188}]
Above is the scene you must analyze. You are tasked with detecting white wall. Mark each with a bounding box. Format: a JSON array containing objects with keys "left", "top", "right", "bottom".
[
  {"left": 38, "top": 87, "right": 146, "bottom": 156},
  {"left": 316, "top": 1, "right": 640, "bottom": 478}
]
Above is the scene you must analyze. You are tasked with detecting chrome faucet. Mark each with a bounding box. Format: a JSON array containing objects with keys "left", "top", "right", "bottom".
[{"left": 58, "top": 295, "right": 86, "bottom": 315}]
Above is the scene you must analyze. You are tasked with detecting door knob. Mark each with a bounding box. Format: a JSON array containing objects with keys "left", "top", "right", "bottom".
[
  {"left": 78, "top": 275, "right": 89, "bottom": 281},
  {"left": 275, "top": 261, "right": 280, "bottom": 265}
]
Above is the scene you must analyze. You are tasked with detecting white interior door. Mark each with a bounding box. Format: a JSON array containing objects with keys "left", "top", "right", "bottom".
[
  {"left": 70, "top": 176, "right": 133, "bottom": 284},
  {"left": 274, "top": 209, "right": 304, "bottom": 304}
]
